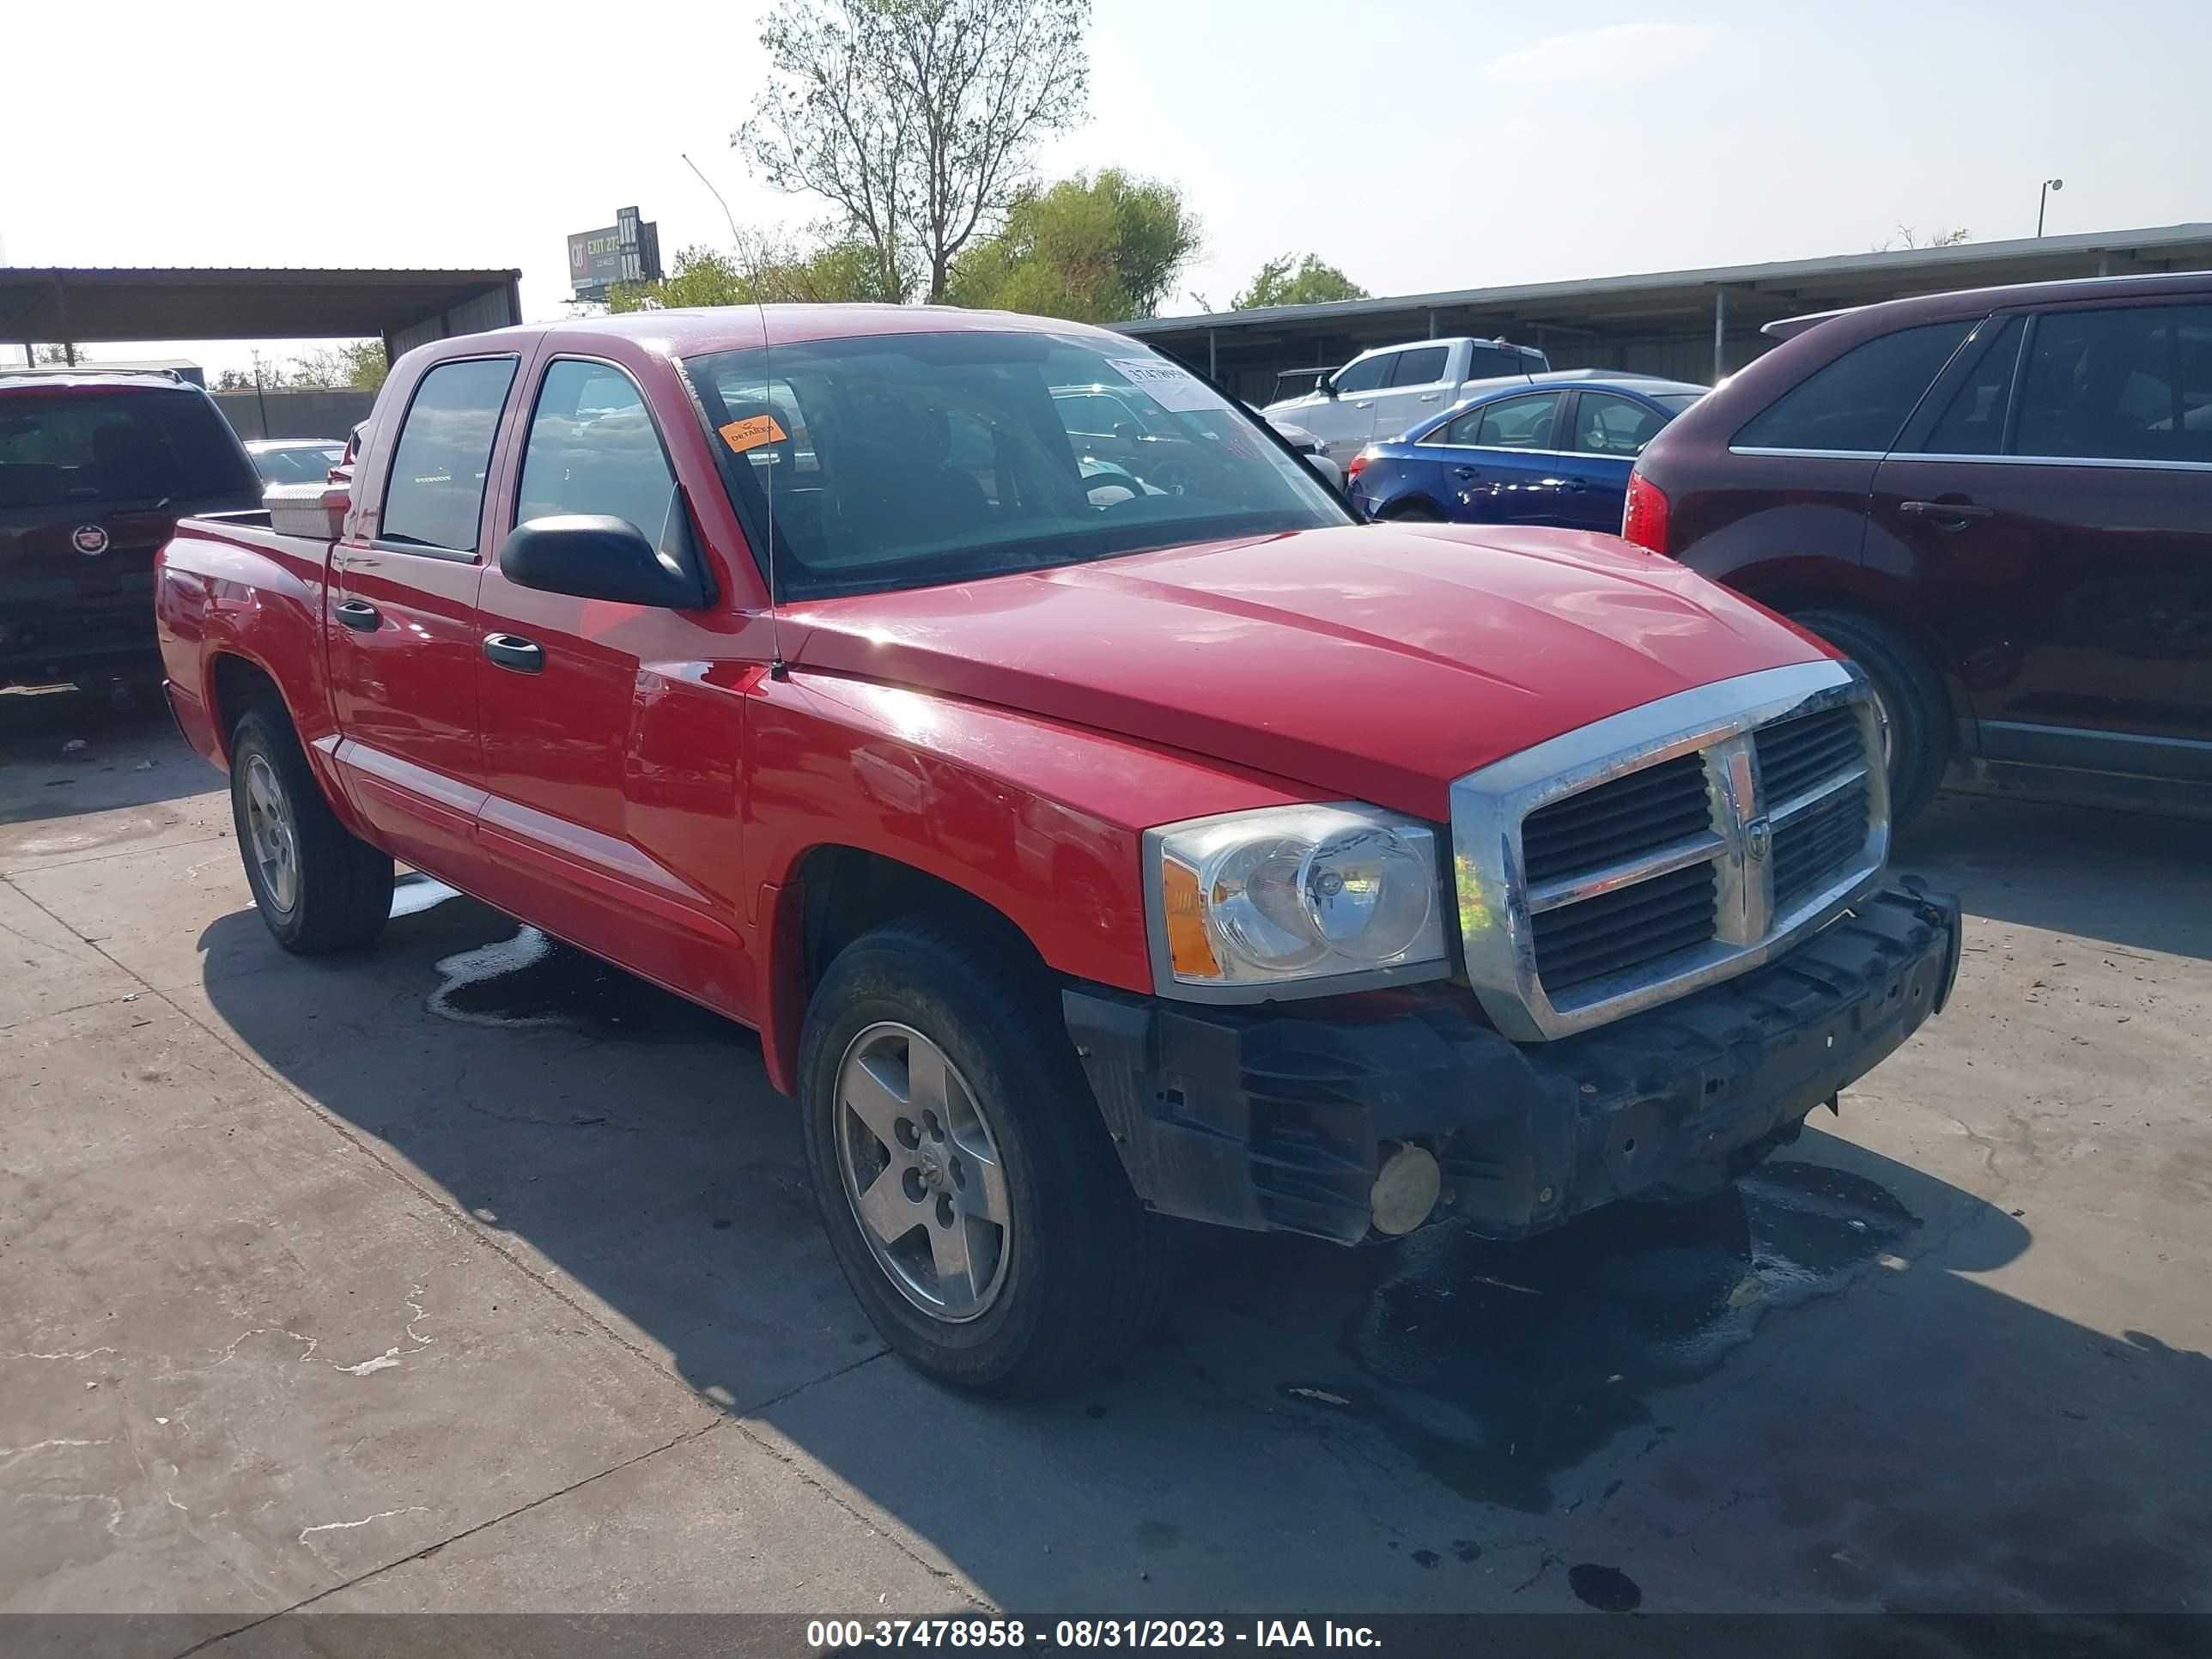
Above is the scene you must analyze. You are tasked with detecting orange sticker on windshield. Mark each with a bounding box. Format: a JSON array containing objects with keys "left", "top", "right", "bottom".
[{"left": 719, "top": 414, "right": 787, "bottom": 453}]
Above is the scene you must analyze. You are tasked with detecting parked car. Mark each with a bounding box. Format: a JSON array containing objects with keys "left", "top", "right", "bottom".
[
  {"left": 246, "top": 438, "right": 347, "bottom": 486},
  {"left": 1348, "top": 378, "right": 1705, "bottom": 530},
  {"left": 1626, "top": 270, "right": 2212, "bottom": 825},
  {"left": 156, "top": 307, "right": 1960, "bottom": 1397},
  {"left": 1264, "top": 336, "right": 1552, "bottom": 464},
  {"left": 1054, "top": 381, "right": 1344, "bottom": 493},
  {"left": 0, "top": 367, "right": 262, "bottom": 689}
]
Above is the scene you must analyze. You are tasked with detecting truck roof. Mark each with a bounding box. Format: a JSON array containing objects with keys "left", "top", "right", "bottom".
[{"left": 442, "top": 303, "right": 1127, "bottom": 362}]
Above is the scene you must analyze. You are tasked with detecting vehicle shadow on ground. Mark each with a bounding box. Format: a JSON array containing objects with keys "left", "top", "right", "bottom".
[
  {"left": 1897, "top": 790, "right": 2211, "bottom": 960},
  {"left": 193, "top": 850, "right": 2212, "bottom": 1614},
  {"left": 0, "top": 686, "right": 208, "bottom": 827}
]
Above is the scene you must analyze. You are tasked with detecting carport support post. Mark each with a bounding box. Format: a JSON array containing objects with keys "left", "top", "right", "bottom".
[
  {"left": 1207, "top": 329, "right": 1217, "bottom": 380},
  {"left": 1712, "top": 288, "right": 1729, "bottom": 382}
]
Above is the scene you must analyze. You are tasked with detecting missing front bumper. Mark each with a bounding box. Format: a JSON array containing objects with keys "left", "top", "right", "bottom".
[{"left": 1064, "top": 884, "right": 1962, "bottom": 1245}]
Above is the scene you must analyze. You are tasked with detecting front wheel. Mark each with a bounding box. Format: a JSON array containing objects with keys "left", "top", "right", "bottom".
[
  {"left": 229, "top": 707, "right": 394, "bottom": 954},
  {"left": 798, "top": 918, "right": 1176, "bottom": 1396}
]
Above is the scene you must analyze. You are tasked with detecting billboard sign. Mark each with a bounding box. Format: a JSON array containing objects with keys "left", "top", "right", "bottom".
[{"left": 568, "top": 207, "right": 662, "bottom": 301}]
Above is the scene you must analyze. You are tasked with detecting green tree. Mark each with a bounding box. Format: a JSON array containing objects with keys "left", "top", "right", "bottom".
[
  {"left": 605, "top": 233, "right": 903, "bottom": 313},
  {"left": 286, "top": 340, "right": 388, "bottom": 391},
  {"left": 1230, "top": 252, "right": 1370, "bottom": 311},
  {"left": 947, "top": 169, "right": 1200, "bottom": 323},
  {"left": 740, "top": 0, "right": 1092, "bottom": 303}
]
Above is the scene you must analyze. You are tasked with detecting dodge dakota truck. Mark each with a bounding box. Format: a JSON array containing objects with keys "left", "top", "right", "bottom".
[{"left": 156, "top": 307, "right": 1962, "bottom": 1397}]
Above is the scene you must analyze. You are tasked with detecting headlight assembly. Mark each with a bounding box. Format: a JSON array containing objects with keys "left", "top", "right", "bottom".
[{"left": 1146, "top": 804, "right": 1449, "bottom": 999}]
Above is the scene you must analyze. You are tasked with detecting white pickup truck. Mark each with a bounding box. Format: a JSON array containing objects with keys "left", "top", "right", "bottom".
[{"left": 1265, "top": 336, "right": 1551, "bottom": 463}]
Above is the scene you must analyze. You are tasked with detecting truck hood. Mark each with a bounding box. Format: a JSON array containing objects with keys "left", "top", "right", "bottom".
[{"left": 786, "top": 523, "right": 1828, "bottom": 822}]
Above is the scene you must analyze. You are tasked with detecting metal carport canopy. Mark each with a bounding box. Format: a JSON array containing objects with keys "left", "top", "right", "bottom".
[
  {"left": 0, "top": 266, "right": 523, "bottom": 351},
  {"left": 1117, "top": 222, "right": 2212, "bottom": 368}
]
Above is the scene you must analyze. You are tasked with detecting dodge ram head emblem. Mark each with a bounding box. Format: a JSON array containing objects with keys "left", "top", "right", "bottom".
[
  {"left": 72, "top": 525, "right": 109, "bottom": 556},
  {"left": 1746, "top": 817, "right": 1772, "bottom": 863}
]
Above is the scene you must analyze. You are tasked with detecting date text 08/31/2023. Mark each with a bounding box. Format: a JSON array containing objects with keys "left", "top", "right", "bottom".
[{"left": 805, "top": 1619, "right": 1383, "bottom": 1649}]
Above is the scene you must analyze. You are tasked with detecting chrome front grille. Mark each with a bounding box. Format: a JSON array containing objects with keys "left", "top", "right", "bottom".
[
  {"left": 1449, "top": 661, "right": 1889, "bottom": 1042},
  {"left": 1771, "top": 775, "right": 1871, "bottom": 912},
  {"left": 1520, "top": 754, "right": 1712, "bottom": 883},
  {"left": 1755, "top": 707, "right": 1864, "bottom": 807},
  {"left": 1528, "top": 860, "right": 1718, "bottom": 994}
]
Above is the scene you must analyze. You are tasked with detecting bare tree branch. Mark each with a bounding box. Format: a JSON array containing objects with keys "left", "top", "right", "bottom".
[{"left": 739, "top": 0, "right": 1091, "bottom": 303}]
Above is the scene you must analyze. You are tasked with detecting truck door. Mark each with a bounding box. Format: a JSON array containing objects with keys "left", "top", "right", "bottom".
[
  {"left": 1367, "top": 343, "right": 1455, "bottom": 447},
  {"left": 469, "top": 353, "right": 756, "bottom": 1016},
  {"left": 327, "top": 354, "right": 519, "bottom": 878},
  {"left": 1306, "top": 350, "right": 1395, "bottom": 465}
]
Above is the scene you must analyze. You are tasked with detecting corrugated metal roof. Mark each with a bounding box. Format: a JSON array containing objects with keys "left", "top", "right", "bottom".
[{"left": 1119, "top": 222, "right": 2212, "bottom": 337}]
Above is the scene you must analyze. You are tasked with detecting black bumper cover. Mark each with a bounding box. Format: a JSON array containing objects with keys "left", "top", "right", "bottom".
[{"left": 1064, "top": 884, "right": 1962, "bottom": 1245}]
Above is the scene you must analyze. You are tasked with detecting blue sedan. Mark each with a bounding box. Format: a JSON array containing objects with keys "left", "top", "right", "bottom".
[{"left": 1346, "top": 378, "right": 1705, "bottom": 532}]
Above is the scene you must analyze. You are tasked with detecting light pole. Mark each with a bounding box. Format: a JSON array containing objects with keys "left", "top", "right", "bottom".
[{"left": 2038, "top": 178, "right": 2063, "bottom": 238}]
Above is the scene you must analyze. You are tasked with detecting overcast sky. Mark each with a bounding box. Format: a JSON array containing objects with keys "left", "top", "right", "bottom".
[{"left": 7, "top": 0, "right": 2210, "bottom": 377}]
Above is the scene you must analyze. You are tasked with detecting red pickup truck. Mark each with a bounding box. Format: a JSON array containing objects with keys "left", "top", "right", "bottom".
[{"left": 157, "top": 307, "right": 1961, "bottom": 1396}]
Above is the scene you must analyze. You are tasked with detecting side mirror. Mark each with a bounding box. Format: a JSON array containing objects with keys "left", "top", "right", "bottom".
[
  {"left": 499, "top": 514, "right": 708, "bottom": 609},
  {"left": 1315, "top": 378, "right": 1338, "bottom": 399}
]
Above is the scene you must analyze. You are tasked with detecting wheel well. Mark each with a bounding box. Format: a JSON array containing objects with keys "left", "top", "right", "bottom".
[
  {"left": 1379, "top": 496, "right": 1445, "bottom": 520},
  {"left": 1726, "top": 584, "right": 1964, "bottom": 720},
  {"left": 208, "top": 654, "right": 284, "bottom": 754},
  {"left": 761, "top": 846, "right": 1048, "bottom": 1096},
  {"left": 794, "top": 846, "right": 1041, "bottom": 996}
]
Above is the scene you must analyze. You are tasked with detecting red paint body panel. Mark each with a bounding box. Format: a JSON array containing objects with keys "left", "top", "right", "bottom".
[
  {"left": 155, "top": 307, "right": 1840, "bottom": 1098},
  {"left": 786, "top": 522, "right": 1823, "bottom": 822}
]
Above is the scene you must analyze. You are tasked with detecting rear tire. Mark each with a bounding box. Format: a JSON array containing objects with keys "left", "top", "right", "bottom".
[
  {"left": 229, "top": 707, "right": 393, "bottom": 954},
  {"left": 1788, "top": 608, "right": 1950, "bottom": 830},
  {"left": 1386, "top": 503, "right": 1445, "bottom": 523},
  {"left": 798, "top": 917, "right": 1176, "bottom": 1397}
]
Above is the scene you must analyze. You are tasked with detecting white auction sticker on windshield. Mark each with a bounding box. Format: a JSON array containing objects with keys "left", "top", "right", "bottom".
[{"left": 1109, "top": 357, "right": 1227, "bottom": 413}]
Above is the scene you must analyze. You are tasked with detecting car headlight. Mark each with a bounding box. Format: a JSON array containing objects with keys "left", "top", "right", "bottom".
[{"left": 1147, "top": 804, "right": 1449, "bottom": 996}]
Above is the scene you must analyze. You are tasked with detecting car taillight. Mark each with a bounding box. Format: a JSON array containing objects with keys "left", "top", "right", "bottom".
[
  {"left": 1346, "top": 449, "right": 1374, "bottom": 483},
  {"left": 1621, "top": 470, "right": 1670, "bottom": 554}
]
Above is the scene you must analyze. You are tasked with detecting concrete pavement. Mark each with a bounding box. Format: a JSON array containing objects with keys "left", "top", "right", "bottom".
[{"left": 3, "top": 689, "right": 2208, "bottom": 1647}]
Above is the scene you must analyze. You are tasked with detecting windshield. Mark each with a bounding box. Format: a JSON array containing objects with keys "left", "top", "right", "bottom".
[
  {"left": 0, "top": 389, "right": 258, "bottom": 512},
  {"left": 684, "top": 331, "right": 1349, "bottom": 600}
]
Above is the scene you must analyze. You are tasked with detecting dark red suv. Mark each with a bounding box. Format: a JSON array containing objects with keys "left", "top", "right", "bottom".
[{"left": 1625, "top": 271, "right": 2211, "bottom": 824}]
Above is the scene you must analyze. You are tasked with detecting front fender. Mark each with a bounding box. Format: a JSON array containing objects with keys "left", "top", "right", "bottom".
[{"left": 743, "top": 670, "right": 1314, "bottom": 1089}]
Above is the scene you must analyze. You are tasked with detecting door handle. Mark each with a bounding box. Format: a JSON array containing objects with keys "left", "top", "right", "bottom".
[
  {"left": 1899, "top": 499, "right": 1994, "bottom": 526},
  {"left": 1451, "top": 465, "right": 1476, "bottom": 479},
  {"left": 483, "top": 633, "right": 544, "bottom": 673},
  {"left": 1353, "top": 399, "right": 1373, "bottom": 409},
  {"left": 1419, "top": 393, "right": 1442, "bottom": 403},
  {"left": 334, "top": 599, "right": 380, "bottom": 632},
  {"left": 1560, "top": 478, "right": 1592, "bottom": 494}
]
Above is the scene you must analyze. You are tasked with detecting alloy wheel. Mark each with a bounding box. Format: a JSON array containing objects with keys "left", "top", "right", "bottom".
[
  {"left": 241, "top": 752, "right": 300, "bottom": 914},
  {"left": 834, "top": 1021, "right": 1012, "bottom": 1322}
]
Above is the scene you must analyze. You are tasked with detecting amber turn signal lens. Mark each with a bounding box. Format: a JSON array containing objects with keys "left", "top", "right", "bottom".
[{"left": 1161, "top": 860, "right": 1221, "bottom": 980}]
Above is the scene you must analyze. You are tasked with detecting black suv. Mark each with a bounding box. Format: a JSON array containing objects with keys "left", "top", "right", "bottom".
[{"left": 0, "top": 369, "right": 262, "bottom": 689}]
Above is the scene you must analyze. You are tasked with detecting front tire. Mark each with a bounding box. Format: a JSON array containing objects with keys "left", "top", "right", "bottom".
[
  {"left": 229, "top": 706, "right": 393, "bottom": 954},
  {"left": 798, "top": 918, "right": 1176, "bottom": 1396},
  {"left": 1788, "top": 608, "right": 1951, "bottom": 830}
]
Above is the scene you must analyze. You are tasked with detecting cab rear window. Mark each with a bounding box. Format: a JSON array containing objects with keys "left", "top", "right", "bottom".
[{"left": 0, "top": 388, "right": 258, "bottom": 511}]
